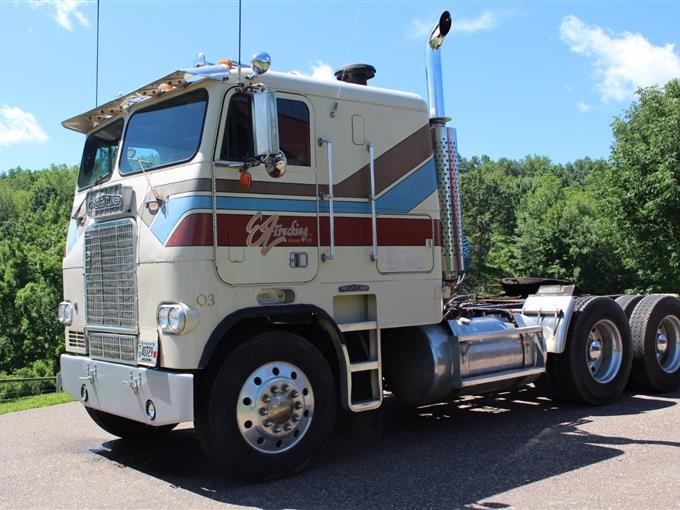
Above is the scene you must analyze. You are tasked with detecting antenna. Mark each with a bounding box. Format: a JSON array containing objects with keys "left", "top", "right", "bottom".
[
  {"left": 95, "top": 0, "right": 100, "bottom": 106},
  {"left": 238, "top": 0, "right": 242, "bottom": 83}
]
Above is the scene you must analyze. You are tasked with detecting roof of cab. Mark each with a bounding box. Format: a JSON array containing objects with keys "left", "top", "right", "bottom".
[{"left": 62, "top": 64, "right": 427, "bottom": 135}]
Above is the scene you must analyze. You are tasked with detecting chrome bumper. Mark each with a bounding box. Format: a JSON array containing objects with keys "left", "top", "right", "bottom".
[{"left": 60, "top": 354, "right": 194, "bottom": 426}]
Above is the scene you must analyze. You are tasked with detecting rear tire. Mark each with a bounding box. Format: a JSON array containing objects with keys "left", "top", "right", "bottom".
[
  {"left": 195, "top": 330, "right": 336, "bottom": 481},
  {"left": 615, "top": 294, "right": 643, "bottom": 319},
  {"left": 545, "top": 296, "right": 632, "bottom": 405},
  {"left": 629, "top": 294, "right": 680, "bottom": 392},
  {"left": 85, "top": 407, "right": 177, "bottom": 439}
]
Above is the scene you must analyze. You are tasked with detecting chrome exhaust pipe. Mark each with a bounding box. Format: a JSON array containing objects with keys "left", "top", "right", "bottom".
[
  {"left": 426, "top": 11, "right": 465, "bottom": 282},
  {"left": 426, "top": 11, "right": 452, "bottom": 123}
]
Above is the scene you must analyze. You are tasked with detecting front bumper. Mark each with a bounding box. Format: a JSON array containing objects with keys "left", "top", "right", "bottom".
[{"left": 60, "top": 354, "right": 194, "bottom": 426}]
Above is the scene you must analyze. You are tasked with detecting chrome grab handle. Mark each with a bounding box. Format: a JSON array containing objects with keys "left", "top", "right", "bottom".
[
  {"left": 318, "top": 138, "right": 335, "bottom": 261},
  {"left": 367, "top": 143, "right": 378, "bottom": 261}
]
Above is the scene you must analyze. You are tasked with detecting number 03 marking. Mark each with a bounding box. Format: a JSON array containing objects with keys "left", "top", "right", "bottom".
[{"left": 196, "top": 294, "right": 215, "bottom": 307}]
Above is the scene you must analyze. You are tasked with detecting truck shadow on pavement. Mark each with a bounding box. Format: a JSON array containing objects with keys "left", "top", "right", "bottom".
[{"left": 92, "top": 386, "right": 680, "bottom": 509}]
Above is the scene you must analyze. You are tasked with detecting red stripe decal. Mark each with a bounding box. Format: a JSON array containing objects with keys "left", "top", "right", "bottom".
[{"left": 166, "top": 213, "right": 440, "bottom": 248}]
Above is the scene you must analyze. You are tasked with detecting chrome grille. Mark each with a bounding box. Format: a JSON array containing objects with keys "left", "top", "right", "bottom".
[
  {"left": 67, "top": 330, "right": 86, "bottom": 350},
  {"left": 88, "top": 332, "right": 137, "bottom": 364},
  {"left": 84, "top": 218, "right": 138, "bottom": 330}
]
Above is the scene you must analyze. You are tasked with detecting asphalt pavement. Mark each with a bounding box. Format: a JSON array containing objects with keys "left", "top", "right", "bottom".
[{"left": 1, "top": 386, "right": 679, "bottom": 509}]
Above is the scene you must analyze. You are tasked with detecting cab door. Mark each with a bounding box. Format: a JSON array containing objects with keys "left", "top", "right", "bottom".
[{"left": 213, "top": 89, "right": 319, "bottom": 285}]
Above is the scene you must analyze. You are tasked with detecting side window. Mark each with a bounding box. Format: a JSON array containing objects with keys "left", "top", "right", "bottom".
[
  {"left": 220, "top": 93, "right": 311, "bottom": 167},
  {"left": 220, "top": 93, "right": 253, "bottom": 161},
  {"left": 278, "top": 98, "right": 310, "bottom": 166}
]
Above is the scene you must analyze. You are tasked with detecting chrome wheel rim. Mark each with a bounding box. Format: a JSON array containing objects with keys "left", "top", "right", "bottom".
[
  {"left": 236, "top": 361, "right": 314, "bottom": 454},
  {"left": 586, "top": 319, "right": 623, "bottom": 384},
  {"left": 656, "top": 315, "right": 680, "bottom": 374}
]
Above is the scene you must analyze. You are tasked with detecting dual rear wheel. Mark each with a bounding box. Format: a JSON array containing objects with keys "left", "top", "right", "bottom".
[
  {"left": 539, "top": 294, "right": 680, "bottom": 405},
  {"left": 538, "top": 296, "right": 633, "bottom": 405}
]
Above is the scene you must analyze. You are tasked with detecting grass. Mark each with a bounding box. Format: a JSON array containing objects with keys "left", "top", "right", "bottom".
[{"left": 0, "top": 392, "right": 74, "bottom": 415}]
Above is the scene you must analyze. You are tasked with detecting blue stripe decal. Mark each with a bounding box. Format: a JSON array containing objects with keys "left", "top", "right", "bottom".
[
  {"left": 150, "top": 158, "right": 437, "bottom": 244},
  {"left": 151, "top": 195, "right": 212, "bottom": 243}
]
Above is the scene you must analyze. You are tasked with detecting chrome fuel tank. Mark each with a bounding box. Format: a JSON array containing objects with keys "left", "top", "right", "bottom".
[{"left": 383, "top": 317, "right": 545, "bottom": 406}]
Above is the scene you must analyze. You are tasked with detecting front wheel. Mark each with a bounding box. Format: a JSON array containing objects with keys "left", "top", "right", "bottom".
[{"left": 196, "top": 331, "right": 336, "bottom": 481}]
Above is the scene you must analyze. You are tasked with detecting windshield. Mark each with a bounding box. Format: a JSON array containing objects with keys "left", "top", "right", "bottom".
[
  {"left": 120, "top": 88, "right": 208, "bottom": 174},
  {"left": 78, "top": 119, "right": 123, "bottom": 190}
]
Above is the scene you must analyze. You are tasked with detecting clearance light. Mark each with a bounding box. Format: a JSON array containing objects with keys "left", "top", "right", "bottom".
[
  {"left": 218, "top": 59, "right": 234, "bottom": 69},
  {"left": 157, "top": 303, "right": 199, "bottom": 335}
]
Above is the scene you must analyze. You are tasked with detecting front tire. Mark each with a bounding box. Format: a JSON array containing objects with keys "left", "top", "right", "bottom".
[
  {"left": 629, "top": 294, "right": 680, "bottom": 392},
  {"left": 196, "top": 331, "right": 336, "bottom": 481},
  {"left": 85, "top": 407, "right": 177, "bottom": 439}
]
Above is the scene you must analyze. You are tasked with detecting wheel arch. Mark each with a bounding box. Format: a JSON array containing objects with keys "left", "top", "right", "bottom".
[{"left": 198, "top": 304, "right": 348, "bottom": 406}]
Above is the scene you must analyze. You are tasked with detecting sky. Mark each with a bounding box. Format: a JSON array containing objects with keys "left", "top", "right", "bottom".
[{"left": 1, "top": 0, "right": 680, "bottom": 172}]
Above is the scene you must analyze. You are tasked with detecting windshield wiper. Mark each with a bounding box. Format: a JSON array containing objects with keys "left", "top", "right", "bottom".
[
  {"left": 129, "top": 157, "right": 165, "bottom": 207},
  {"left": 92, "top": 172, "right": 112, "bottom": 187}
]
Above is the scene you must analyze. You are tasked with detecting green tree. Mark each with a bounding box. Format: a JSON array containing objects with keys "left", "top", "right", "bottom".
[
  {"left": 0, "top": 165, "right": 77, "bottom": 374},
  {"left": 605, "top": 79, "right": 680, "bottom": 292}
]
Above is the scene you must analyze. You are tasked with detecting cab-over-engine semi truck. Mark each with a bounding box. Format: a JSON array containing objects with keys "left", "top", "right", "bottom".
[{"left": 58, "top": 12, "right": 680, "bottom": 479}]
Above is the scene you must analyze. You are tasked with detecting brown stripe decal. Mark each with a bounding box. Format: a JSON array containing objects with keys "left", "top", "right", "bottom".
[
  {"left": 213, "top": 124, "right": 432, "bottom": 199},
  {"left": 330, "top": 124, "right": 433, "bottom": 198},
  {"left": 166, "top": 212, "right": 439, "bottom": 248}
]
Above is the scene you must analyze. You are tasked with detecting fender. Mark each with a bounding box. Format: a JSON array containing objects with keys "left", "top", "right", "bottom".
[{"left": 198, "top": 304, "right": 350, "bottom": 405}]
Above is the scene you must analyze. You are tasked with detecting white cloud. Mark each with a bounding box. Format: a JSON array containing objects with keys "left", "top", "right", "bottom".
[
  {"left": 407, "top": 10, "right": 502, "bottom": 39},
  {"left": 0, "top": 105, "right": 49, "bottom": 147},
  {"left": 560, "top": 15, "right": 680, "bottom": 102},
  {"left": 577, "top": 102, "right": 592, "bottom": 112},
  {"left": 27, "top": 0, "right": 89, "bottom": 31},
  {"left": 292, "top": 61, "right": 336, "bottom": 82},
  {"left": 455, "top": 10, "right": 500, "bottom": 34}
]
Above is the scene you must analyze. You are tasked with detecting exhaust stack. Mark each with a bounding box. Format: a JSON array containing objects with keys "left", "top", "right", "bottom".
[{"left": 426, "top": 11, "right": 465, "bottom": 282}]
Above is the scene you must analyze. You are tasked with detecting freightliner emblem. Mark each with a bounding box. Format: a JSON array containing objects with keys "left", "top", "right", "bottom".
[{"left": 87, "top": 194, "right": 123, "bottom": 214}]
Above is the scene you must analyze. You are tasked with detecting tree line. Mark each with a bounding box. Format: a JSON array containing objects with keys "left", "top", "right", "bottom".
[{"left": 0, "top": 79, "right": 678, "bottom": 379}]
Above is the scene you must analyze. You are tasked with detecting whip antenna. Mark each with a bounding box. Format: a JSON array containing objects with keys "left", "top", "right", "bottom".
[
  {"left": 95, "top": 0, "right": 100, "bottom": 106},
  {"left": 238, "top": 0, "right": 242, "bottom": 83}
]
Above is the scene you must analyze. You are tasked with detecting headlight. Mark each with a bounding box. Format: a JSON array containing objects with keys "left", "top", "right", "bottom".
[
  {"left": 157, "top": 303, "right": 196, "bottom": 335},
  {"left": 168, "top": 307, "right": 186, "bottom": 333},
  {"left": 58, "top": 301, "right": 74, "bottom": 326}
]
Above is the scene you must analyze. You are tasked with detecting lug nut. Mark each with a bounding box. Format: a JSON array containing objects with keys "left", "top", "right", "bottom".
[
  {"left": 264, "top": 419, "right": 273, "bottom": 428},
  {"left": 262, "top": 394, "right": 271, "bottom": 403},
  {"left": 281, "top": 384, "right": 289, "bottom": 392},
  {"left": 273, "top": 425, "right": 282, "bottom": 433},
  {"left": 259, "top": 407, "right": 268, "bottom": 416},
  {"left": 290, "top": 390, "right": 299, "bottom": 398},
  {"left": 271, "top": 385, "right": 279, "bottom": 394},
  {"left": 295, "top": 402, "right": 303, "bottom": 410},
  {"left": 284, "top": 423, "right": 292, "bottom": 431},
  {"left": 292, "top": 415, "right": 300, "bottom": 423}
]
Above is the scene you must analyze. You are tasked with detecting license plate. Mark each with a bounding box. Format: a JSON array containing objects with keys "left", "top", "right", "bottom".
[{"left": 137, "top": 340, "right": 158, "bottom": 367}]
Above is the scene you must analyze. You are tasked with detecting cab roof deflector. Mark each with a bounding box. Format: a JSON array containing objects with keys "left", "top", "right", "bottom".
[{"left": 62, "top": 64, "right": 232, "bottom": 134}]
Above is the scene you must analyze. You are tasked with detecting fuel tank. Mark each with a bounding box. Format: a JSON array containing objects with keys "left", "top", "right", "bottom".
[{"left": 383, "top": 317, "right": 545, "bottom": 406}]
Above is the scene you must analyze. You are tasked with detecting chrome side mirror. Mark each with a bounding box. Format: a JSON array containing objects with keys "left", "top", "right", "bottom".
[
  {"left": 265, "top": 151, "right": 287, "bottom": 178},
  {"left": 251, "top": 89, "right": 280, "bottom": 158}
]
